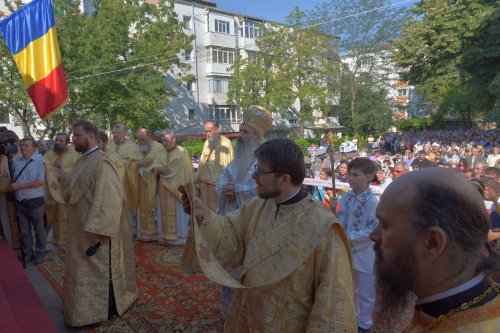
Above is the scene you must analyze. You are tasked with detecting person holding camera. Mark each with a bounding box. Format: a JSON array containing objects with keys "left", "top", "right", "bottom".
[{"left": 11, "top": 137, "right": 46, "bottom": 264}]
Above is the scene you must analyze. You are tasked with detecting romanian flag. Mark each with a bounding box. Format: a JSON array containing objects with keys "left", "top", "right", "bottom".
[{"left": 0, "top": 0, "right": 68, "bottom": 120}]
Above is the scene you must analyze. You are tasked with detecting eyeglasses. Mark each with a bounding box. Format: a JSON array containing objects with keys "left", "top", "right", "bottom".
[
  {"left": 253, "top": 165, "right": 277, "bottom": 176},
  {"left": 392, "top": 169, "right": 405, "bottom": 174}
]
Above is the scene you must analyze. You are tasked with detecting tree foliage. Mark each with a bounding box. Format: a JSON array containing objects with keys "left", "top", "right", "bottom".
[
  {"left": 0, "top": 0, "right": 194, "bottom": 137},
  {"left": 391, "top": 0, "right": 497, "bottom": 123},
  {"left": 227, "top": 8, "right": 338, "bottom": 135},
  {"left": 308, "top": 0, "right": 411, "bottom": 133},
  {"left": 339, "top": 73, "right": 393, "bottom": 134}
]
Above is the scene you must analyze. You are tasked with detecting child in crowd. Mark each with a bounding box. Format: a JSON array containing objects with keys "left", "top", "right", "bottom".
[{"left": 337, "top": 158, "right": 379, "bottom": 333}]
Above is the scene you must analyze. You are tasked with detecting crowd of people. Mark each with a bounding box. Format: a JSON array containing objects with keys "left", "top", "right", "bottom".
[
  {"left": 308, "top": 129, "right": 500, "bottom": 205},
  {"left": 0, "top": 119, "right": 499, "bottom": 332}
]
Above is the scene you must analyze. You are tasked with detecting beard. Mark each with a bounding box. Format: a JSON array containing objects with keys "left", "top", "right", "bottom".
[
  {"left": 138, "top": 142, "right": 151, "bottom": 153},
  {"left": 53, "top": 144, "right": 65, "bottom": 154},
  {"left": 257, "top": 186, "right": 281, "bottom": 200},
  {"left": 374, "top": 243, "right": 417, "bottom": 318},
  {"left": 233, "top": 137, "right": 259, "bottom": 183},
  {"left": 74, "top": 138, "right": 89, "bottom": 153},
  {"left": 207, "top": 135, "right": 218, "bottom": 150}
]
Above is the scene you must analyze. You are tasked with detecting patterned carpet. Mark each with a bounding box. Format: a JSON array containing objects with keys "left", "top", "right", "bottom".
[{"left": 37, "top": 242, "right": 224, "bottom": 332}]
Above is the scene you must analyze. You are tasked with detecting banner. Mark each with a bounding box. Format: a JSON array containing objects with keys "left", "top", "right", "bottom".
[{"left": 0, "top": 0, "right": 68, "bottom": 119}]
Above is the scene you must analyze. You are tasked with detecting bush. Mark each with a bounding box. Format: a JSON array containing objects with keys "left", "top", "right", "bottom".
[
  {"left": 178, "top": 138, "right": 205, "bottom": 156},
  {"left": 293, "top": 138, "right": 321, "bottom": 154}
]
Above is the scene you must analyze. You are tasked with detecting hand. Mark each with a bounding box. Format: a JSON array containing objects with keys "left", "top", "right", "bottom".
[
  {"left": 180, "top": 186, "right": 206, "bottom": 221},
  {"left": 222, "top": 183, "right": 235, "bottom": 199},
  {"left": 54, "top": 166, "right": 64, "bottom": 178},
  {"left": 139, "top": 158, "right": 153, "bottom": 167},
  {"left": 11, "top": 182, "right": 23, "bottom": 191},
  {"left": 158, "top": 165, "right": 173, "bottom": 176},
  {"left": 98, "top": 236, "right": 110, "bottom": 245}
]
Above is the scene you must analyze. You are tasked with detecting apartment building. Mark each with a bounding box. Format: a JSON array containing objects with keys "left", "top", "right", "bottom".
[{"left": 166, "top": 0, "right": 301, "bottom": 138}]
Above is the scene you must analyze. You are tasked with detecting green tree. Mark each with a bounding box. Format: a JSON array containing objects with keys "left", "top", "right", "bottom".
[
  {"left": 391, "top": 0, "right": 496, "bottom": 122},
  {"left": 460, "top": 3, "right": 500, "bottom": 124},
  {"left": 308, "top": 0, "right": 411, "bottom": 133},
  {"left": 227, "top": 8, "right": 338, "bottom": 136},
  {"left": 339, "top": 74, "right": 393, "bottom": 134},
  {"left": 0, "top": 0, "right": 194, "bottom": 137}
]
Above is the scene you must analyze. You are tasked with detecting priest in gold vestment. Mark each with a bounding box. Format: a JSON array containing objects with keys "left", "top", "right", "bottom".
[
  {"left": 97, "top": 131, "right": 125, "bottom": 181},
  {"left": 157, "top": 130, "right": 195, "bottom": 245},
  {"left": 369, "top": 168, "right": 500, "bottom": 333},
  {"left": 196, "top": 120, "right": 234, "bottom": 211},
  {"left": 107, "top": 124, "right": 140, "bottom": 231},
  {"left": 44, "top": 133, "right": 80, "bottom": 247},
  {"left": 132, "top": 128, "right": 165, "bottom": 241},
  {"left": 62, "top": 121, "right": 137, "bottom": 326},
  {"left": 182, "top": 139, "right": 356, "bottom": 332}
]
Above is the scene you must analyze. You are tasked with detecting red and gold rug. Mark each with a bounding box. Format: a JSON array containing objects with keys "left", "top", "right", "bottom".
[{"left": 37, "top": 242, "right": 224, "bottom": 332}]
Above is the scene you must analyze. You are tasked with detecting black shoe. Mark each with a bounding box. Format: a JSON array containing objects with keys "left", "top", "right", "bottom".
[
  {"left": 24, "top": 253, "right": 35, "bottom": 263},
  {"left": 34, "top": 253, "right": 45, "bottom": 265}
]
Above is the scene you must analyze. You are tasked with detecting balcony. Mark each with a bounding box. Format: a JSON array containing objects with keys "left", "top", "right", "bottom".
[{"left": 204, "top": 31, "right": 236, "bottom": 49}]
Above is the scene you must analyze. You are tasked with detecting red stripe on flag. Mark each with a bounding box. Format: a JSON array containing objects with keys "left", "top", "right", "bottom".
[{"left": 26, "top": 64, "right": 68, "bottom": 119}]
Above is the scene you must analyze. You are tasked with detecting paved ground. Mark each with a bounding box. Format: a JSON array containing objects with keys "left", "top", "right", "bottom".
[{"left": 23, "top": 230, "right": 85, "bottom": 333}]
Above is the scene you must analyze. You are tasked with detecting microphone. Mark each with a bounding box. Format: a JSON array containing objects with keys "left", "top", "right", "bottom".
[{"left": 85, "top": 241, "right": 101, "bottom": 256}]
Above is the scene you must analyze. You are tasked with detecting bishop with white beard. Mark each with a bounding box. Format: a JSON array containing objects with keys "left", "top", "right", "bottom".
[{"left": 214, "top": 105, "right": 272, "bottom": 318}]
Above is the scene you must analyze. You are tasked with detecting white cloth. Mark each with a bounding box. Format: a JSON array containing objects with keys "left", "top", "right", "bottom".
[{"left": 355, "top": 270, "right": 376, "bottom": 329}]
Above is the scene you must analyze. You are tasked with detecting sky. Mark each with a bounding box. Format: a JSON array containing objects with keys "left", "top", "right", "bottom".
[
  {"left": 213, "top": 0, "right": 321, "bottom": 24},
  {"left": 212, "top": 0, "right": 419, "bottom": 24}
]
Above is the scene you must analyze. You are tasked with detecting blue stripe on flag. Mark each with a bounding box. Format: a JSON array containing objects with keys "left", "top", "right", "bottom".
[{"left": 0, "top": 0, "right": 55, "bottom": 55}]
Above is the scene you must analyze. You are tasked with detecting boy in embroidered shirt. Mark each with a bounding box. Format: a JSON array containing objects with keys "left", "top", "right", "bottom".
[{"left": 338, "top": 157, "right": 379, "bottom": 332}]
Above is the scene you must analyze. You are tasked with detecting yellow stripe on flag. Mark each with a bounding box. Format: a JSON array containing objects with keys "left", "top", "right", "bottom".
[{"left": 13, "top": 26, "right": 62, "bottom": 88}]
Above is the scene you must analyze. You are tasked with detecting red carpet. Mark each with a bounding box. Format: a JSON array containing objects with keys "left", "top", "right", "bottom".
[
  {"left": 37, "top": 242, "right": 224, "bottom": 332},
  {"left": 0, "top": 240, "right": 57, "bottom": 333}
]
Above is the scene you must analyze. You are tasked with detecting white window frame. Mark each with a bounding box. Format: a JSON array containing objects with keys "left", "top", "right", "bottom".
[
  {"left": 208, "top": 47, "right": 235, "bottom": 65},
  {"left": 241, "top": 21, "right": 260, "bottom": 38},
  {"left": 207, "top": 77, "right": 230, "bottom": 93},
  {"left": 214, "top": 19, "right": 230, "bottom": 34},
  {"left": 209, "top": 105, "right": 239, "bottom": 123}
]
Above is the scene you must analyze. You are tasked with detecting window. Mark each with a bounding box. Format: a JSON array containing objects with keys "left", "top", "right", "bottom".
[
  {"left": 188, "top": 108, "right": 195, "bottom": 121},
  {"left": 241, "top": 21, "right": 260, "bottom": 38},
  {"left": 207, "top": 77, "right": 230, "bottom": 93},
  {"left": 208, "top": 48, "right": 235, "bottom": 65},
  {"left": 398, "top": 89, "right": 408, "bottom": 96},
  {"left": 209, "top": 105, "right": 239, "bottom": 123},
  {"left": 183, "top": 16, "right": 192, "bottom": 29},
  {"left": 0, "top": 113, "right": 9, "bottom": 123},
  {"left": 184, "top": 50, "right": 192, "bottom": 61},
  {"left": 214, "top": 19, "right": 230, "bottom": 34},
  {"left": 186, "top": 80, "right": 195, "bottom": 92}
]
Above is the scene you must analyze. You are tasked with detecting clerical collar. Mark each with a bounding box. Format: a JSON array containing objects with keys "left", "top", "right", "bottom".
[
  {"left": 276, "top": 188, "right": 307, "bottom": 206},
  {"left": 415, "top": 273, "right": 497, "bottom": 317},
  {"left": 416, "top": 273, "right": 484, "bottom": 305},
  {"left": 82, "top": 146, "right": 99, "bottom": 156}
]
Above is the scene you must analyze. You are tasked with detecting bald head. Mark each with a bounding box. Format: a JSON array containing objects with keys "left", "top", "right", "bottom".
[
  {"left": 383, "top": 168, "right": 490, "bottom": 263},
  {"left": 137, "top": 128, "right": 150, "bottom": 144},
  {"left": 372, "top": 168, "right": 497, "bottom": 313}
]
